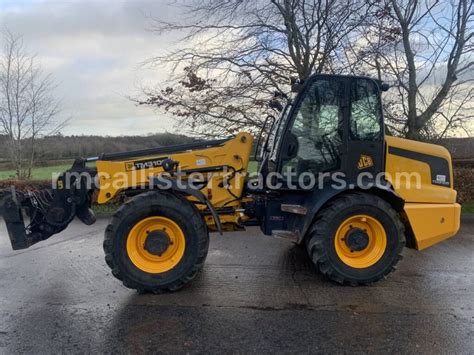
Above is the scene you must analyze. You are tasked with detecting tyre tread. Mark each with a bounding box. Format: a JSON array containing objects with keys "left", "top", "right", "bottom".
[
  {"left": 306, "top": 192, "right": 405, "bottom": 285},
  {"left": 103, "top": 191, "right": 209, "bottom": 293}
]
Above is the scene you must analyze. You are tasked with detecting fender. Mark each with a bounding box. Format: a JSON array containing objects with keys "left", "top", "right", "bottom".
[
  {"left": 291, "top": 181, "right": 405, "bottom": 243},
  {"left": 150, "top": 176, "right": 223, "bottom": 235}
]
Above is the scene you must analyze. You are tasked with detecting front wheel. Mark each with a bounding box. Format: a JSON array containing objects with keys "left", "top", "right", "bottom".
[
  {"left": 306, "top": 192, "right": 405, "bottom": 285},
  {"left": 103, "top": 191, "right": 209, "bottom": 293}
]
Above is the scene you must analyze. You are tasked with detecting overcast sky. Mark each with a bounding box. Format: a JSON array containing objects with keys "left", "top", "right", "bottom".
[
  {"left": 1, "top": 0, "right": 181, "bottom": 136},
  {"left": 1, "top": 1, "right": 472, "bottom": 138}
]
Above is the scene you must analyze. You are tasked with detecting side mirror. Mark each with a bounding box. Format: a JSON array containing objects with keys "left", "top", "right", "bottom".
[
  {"left": 291, "top": 83, "right": 302, "bottom": 93},
  {"left": 254, "top": 115, "right": 276, "bottom": 161},
  {"left": 268, "top": 98, "right": 283, "bottom": 112},
  {"left": 380, "top": 83, "right": 390, "bottom": 92},
  {"left": 290, "top": 77, "right": 304, "bottom": 93}
]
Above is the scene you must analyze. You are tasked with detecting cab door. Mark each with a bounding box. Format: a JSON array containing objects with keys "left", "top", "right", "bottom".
[
  {"left": 344, "top": 78, "right": 385, "bottom": 181},
  {"left": 278, "top": 76, "right": 346, "bottom": 185}
]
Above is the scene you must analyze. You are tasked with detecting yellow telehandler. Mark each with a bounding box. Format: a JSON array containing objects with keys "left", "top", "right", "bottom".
[{"left": 1, "top": 74, "right": 460, "bottom": 292}]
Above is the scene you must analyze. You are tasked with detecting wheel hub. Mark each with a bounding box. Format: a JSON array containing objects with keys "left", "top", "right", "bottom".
[
  {"left": 334, "top": 214, "right": 387, "bottom": 269},
  {"left": 127, "top": 216, "right": 185, "bottom": 273},
  {"left": 345, "top": 228, "right": 369, "bottom": 251},
  {"left": 144, "top": 230, "right": 171, "bottom": 256}
]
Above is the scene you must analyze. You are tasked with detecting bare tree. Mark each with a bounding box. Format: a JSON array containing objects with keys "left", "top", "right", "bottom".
[
  {"left": 352, "top": 0, "right": 473, "bottom": 140},
  {"left": 0, "top": 31, "right": 65, "bottom": 179},
  {"left": 139, "top": 0, "right": 371, "bottom": 137}
]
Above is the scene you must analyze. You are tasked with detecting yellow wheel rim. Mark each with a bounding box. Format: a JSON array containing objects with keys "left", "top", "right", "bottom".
[
  {"left": 126, "top": 216, "right": 185, "bottom": 273},
  {"left": 334, "top": 214, "right": 387, "bottom": 269}
]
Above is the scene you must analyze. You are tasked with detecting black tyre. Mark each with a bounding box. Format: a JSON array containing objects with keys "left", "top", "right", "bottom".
[
  {"left": 103, "top": 191, "right": 209, "bottom": 293},
  {"left": 306, "top": 192, "right": 405, "bottom": 285}
]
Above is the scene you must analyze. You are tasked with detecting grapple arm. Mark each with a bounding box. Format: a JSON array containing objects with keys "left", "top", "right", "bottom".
[{"left": 1, "top": 159, "right": 97, "bottom": 250}]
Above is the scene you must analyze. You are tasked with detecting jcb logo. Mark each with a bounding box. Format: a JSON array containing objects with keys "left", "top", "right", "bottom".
[{"left": 357, "top": 155, "right": 373, "bottom": 169}]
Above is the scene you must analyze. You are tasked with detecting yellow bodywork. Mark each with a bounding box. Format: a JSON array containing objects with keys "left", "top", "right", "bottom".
[
  {"left": 96, "top": 132, "right": 253, "bottom": 231},
  {"left": 403, "top": 203, "right": 461, "bottom": 250},
  {"left": 385, "top": 136, "right": 461, "bottom": 250},
  {"left": 385, "top": 136, "right": 456, "bottom": 203}
]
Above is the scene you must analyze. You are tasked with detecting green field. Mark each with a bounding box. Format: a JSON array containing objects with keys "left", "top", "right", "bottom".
[
  {"left": 247, "top": 160, "right": 259, "bottom": 173},
  {"left": 0, "top": 164, "right": 73, "bottom": 180},
  {"left": 462, "top": 201, "right": 474, "bottom": 214}
]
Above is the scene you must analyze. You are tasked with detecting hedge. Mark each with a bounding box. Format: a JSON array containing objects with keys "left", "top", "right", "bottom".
[
  {"left": 454, "top": 167, "right": 473, "bottom": 204},
  {"left": 0, "top": 179, "right": 52, "bottom": 192}
]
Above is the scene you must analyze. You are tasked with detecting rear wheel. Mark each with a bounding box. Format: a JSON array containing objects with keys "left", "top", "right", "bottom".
[
  {"left": 306, "top": 192, "right": 405, "bottom": 285},
  {"left": 103, "top": 191, "right": 209, "bottom": 293}
]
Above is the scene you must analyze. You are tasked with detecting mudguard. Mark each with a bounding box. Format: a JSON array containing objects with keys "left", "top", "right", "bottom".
[
  {"left": 149, "top": 176, "right": 223, "bottom": 235},
  {"left": 287, "top": 182, "right": 405, "bottom": 244}
]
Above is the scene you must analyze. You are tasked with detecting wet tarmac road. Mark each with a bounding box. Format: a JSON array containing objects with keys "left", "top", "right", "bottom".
[{"left": 0, "top": 216, "right": 473, "bottom": 353}]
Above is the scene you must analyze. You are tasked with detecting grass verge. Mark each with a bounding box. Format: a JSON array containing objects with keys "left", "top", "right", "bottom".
[
  {"left": 461, "top": 201, "right": 474, "bottom": 214},
  {"left": 0, "top": 164, "right": 73, "bottom": 180},
  {"left": 91, "top": 203, "right": 120, "bottom": 217}
]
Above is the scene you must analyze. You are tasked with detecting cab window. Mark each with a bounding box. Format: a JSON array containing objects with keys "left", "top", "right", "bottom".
[
  {"left": 350, "top": 79, "right": 383, "bottom": 141},
  {"left": 281, "top": 78, "right": 344, "bottom": 175}
]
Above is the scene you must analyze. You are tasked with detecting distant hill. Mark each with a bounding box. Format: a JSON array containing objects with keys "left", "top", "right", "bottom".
[{"left": 0, "top": 133, "right": 196, "bottom": 168}]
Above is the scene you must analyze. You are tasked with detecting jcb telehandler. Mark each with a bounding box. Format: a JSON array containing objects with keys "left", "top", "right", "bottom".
[{"left": 1, "top": 74, "right": 461, "bottom": 292}]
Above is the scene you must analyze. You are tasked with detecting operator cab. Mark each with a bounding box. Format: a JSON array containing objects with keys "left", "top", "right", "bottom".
[
  {"left": 259, "top": 74, "right": 387, "bottom": 185},
  {"left": 255, "top": 74, "right": 389, "bottom": 235}
]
